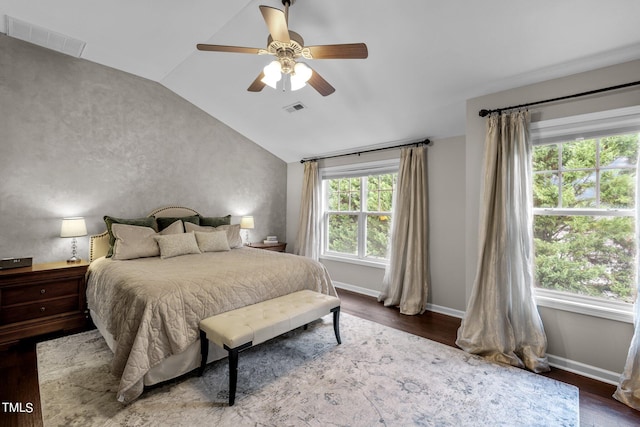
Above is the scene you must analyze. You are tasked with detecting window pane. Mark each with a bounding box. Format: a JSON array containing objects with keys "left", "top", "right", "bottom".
[
  {"left": 327, "top": 179, "right": 339, "bottom": 210},
  {"left": 366, "top": 215, "right": 391, "bottom": 259},
  {"left": 327, "top": 214, "right": 358, "bottom": 255},
  {"left": 534, "top": 215, "right": 637, "bottom": 303},
  {"left": 600, "top": 169, "right": 636, "bottom": 209},
  {"left": 601, "top": 133, "right": 639, "bottom": 167},
  {"left": 367, "top": 173, "right": 395, "bottom": 212},
  {"left": 331, "top": 178, "right": 360, "bottom": 211},
  {"left": 561, "top": 170, "right": 595, "bottom": 208},
  {"left": 561, "top": 139, "right": 596, "bottom": 170},
  {"left": 533, "top": 144, "right": 559, "bottom": 172},
  {"left": 533, "top": 172, "right": 559, "bottom": 208}
]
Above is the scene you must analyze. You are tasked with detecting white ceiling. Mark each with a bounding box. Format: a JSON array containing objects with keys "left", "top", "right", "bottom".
[{"left": 2, "top": 0, "right": 640, "bottom": 163}]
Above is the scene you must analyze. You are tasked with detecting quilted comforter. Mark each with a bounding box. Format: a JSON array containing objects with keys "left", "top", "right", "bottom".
[{"left": 86, "top": 247, "right": 336, "bottom": 403}]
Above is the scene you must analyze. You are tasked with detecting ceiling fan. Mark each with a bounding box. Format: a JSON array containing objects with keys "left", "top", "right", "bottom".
[{"left": 196, "top": 0, "right": 368, "bottom": 96}]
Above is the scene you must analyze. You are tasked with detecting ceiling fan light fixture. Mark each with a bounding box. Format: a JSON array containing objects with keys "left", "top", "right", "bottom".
[
  {"left": 261, "top": 60, "right": 282, "bottom": 88},
  {"left": 290, "top": 62, "right": 312, "bottom": 91}
]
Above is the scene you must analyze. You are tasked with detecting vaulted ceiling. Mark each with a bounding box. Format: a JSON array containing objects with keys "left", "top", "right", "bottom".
[{"left": 2, "top": 0, "right": 640, "bottom": 162}]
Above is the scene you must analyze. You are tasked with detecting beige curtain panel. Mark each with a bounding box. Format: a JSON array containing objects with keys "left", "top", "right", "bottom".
[
  {"left": 614, "top": 161, "right": 640, "bottom": 410},
  {"left": 293, "top": 161, "right": 321, "bottom": 260},
  {"left": 379, "top": 146, "right": 430, "bottom": 315},
  {"left": 456, "top": 111, "right": 550, "bottom": 373}
]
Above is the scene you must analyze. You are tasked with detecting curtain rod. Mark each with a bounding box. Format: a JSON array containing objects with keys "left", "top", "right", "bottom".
[
  {"left": 478, "top": 80, "right": 640, "bottom": 117},
  {"left": 300, "top": 139, "right": 431, "bottom": 163}
]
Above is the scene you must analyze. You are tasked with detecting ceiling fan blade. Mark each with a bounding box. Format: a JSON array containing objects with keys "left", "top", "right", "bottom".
[
  {"left": 259, "top": 5, "right": 290, "bottom": 43},
  {"left": 307, "top": 68, "right": 335, "bottom": 96},
  {"left": 306, "top": 43, "right": 368, "bottom": 59},
  {"left": 197, "top": 44, "right": 261, "bottom": 54},
  {"left": 247, "top": 72, "right": 267, "bottom": 92}
]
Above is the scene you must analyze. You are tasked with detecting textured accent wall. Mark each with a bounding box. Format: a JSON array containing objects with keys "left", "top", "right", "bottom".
[{"left": 0, "top": 35, "right": 286, "bottom": 263}]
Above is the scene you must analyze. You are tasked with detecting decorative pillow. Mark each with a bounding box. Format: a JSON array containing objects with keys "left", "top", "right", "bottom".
[
  {"left": 155, "top": 215, "right": 200, "bottom": 231},
  {"left": 184, "top": 222, "right": 214, "bottom": 233},
  {"left": 215, "top": 224, "right": 243, "bottom": 248},
  {"left": 185, "top": 222, "right": 243, "bottom": 248},
  {"left": 111, "top": 223, "right": 160, "bottom": 260},
  {"left": 159, "top": 219, "right": 185, "bottom": 235},
  {"left": 199, "top": 215, "right": 232, "bottom": 227},
  {"left": 153, "top": 232, "right": 201, "bottom": 259},
  {"left": 194, "top": 231, "right": 230, "bottom": 252},
  {"left": 104, "top": 216, "right": 157, "bottom": 258}
]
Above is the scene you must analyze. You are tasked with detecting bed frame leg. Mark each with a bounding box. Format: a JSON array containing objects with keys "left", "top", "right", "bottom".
[
  {"left": 199, "top": 330, "right": 209, "bottom": 376},
  {"left": 331, "top": 306, "right": 341, "bottom": 345}
]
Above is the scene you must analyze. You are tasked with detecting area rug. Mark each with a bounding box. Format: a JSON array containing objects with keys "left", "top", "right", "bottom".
[{"left": 37, "top": 313, "right": 578, "bottom": 426}]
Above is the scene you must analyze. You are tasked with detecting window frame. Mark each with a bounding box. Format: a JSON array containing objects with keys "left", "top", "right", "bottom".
[
  {"left": 320, "top": 159, "right": 399, "bottom": 268},
  {"left": 530, "top": 106, "right": 640, "bottom": 323}
]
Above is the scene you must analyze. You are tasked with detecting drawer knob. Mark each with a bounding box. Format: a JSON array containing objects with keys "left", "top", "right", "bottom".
[
  {"left": 40, "top": 289, "right": 46, "bottom": 294},
  {"left": 40, "top": 306, "right": 46, "bottom": 312}
]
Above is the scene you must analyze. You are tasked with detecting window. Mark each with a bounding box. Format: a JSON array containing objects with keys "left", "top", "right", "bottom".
[
  {"left": 321, "top": 160, "right": 398, "bottom": 266},
  {"left": 531, "top": 106, "right": 640, "bottom": 321}
]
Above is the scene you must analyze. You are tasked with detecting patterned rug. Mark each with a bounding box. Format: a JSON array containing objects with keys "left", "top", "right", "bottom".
[{"left": 37, "top": 313, "right": 579, "bottom": 426}]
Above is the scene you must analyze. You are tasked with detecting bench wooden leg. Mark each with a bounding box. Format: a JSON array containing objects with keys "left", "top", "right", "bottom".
[
  {"left": 199, "top": 330, "right": 209, "bottom": 376},
  {"left": 331, "top": 306, "right": 342, "bottom": 344},
  {"left": 224, "top": 342, "right": 252, "bottom": 406}
]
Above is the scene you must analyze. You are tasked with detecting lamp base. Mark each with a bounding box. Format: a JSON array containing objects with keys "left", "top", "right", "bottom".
[{"left": 66, "top": 256, "right": 82, "bottom": 263}]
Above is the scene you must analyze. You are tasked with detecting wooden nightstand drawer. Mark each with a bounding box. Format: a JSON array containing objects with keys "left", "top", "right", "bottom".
[
  {"left": 1, "top": 278, "right": 80, "bottom": 306},
  {"left": 1, "top": 296, "right": 80, "bottom": 324},
  {"left": 0, "top": 260, "right": 90, "bottom": 344}
]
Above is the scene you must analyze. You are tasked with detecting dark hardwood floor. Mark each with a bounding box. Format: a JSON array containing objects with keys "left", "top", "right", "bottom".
[{"left": 1, "top": 288, "right": 639, "bottom": 426}]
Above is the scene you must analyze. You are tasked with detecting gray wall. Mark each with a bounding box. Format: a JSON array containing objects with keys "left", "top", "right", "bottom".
[
  {"left": 0, "top": 35, "right": 286, "bottom": 263},
  {"left": 286, "top": 135, "right": 467, "bottom": 315},
  {"left": 465, "top": 60, "right": 640, "bottom": 378}
]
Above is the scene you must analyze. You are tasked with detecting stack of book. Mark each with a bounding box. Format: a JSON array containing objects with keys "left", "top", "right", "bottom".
[{"left": 263, "top": 236, "right": 278, "bottom": 245}]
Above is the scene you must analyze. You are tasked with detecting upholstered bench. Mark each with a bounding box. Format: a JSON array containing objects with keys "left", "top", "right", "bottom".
[{"left": 199, "top": 290, "right": 341, "bottom": 405}]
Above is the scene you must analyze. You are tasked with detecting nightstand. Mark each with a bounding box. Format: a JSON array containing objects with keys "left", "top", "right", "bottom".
[
  {"left": 0, "top": 260, "right": 90, "bottom": 345},
  {"left": 248, "top": 242, "right": 287, "bottom": 252}
]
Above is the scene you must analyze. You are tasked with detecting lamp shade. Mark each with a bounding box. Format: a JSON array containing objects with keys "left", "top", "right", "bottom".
[
  {"left": 261, "top": 61, "right": 282, "bottom": 89},
  {"left": 60, "top": 217, "right": 87, "bottom": 238},
  {"left": 291, "top": 62, "right": 312, "bottom": 91},
  {"left": 240, "top": 216, "right": 255, "bottom": 230}
]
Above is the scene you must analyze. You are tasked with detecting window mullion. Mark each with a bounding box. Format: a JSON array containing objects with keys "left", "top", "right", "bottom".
[{"left": 359, "top": 177, "right": 367, "bottom": 258}]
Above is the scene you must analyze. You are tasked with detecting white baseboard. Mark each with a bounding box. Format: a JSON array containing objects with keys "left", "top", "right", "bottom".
[
  {"left": 333, "top": 281, "right": 380, "bottom": 298},
  {"left": 333, "top": 280, "right": 622, "bottom": 386},
  {"left": 333, "top": 281, "right": 465, "bottom": 319},
  {"left": 425, "top": 303, "right": 465, "bottom": 319},
  {"left": 546, "top": 354, "right": 621, "bottom": 386}
]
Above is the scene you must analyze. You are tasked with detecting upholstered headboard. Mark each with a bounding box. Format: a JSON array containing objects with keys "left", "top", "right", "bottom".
[{"left": 89, "top": 206, "right": 200, "bottom": 262}]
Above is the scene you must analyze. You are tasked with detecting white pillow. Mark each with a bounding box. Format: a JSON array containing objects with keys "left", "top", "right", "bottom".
[
  {"left": 153, "top": 232, "right": 201, "bottom": 259},
  {"left": 194, "top": 231, "right": 230, "bottom": 252},
  {"left": 215, "top": 224, "right": 243, "bottom": 248},
  {"left": 184, "top": 222, "right": 214, "bottom": 233},
  {"left": 111, "top": 223, "right": 160, "bottom": 260},
  {"left": 185, "top": 222, "right": 242, "bottom": 248}
]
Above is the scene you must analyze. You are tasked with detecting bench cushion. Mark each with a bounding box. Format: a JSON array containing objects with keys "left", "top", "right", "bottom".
[{"left": 200, "top": 290, "right": 340, "bottom": 349}]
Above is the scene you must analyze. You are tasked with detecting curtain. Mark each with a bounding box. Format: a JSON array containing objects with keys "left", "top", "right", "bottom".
[
  {"left": 378, "top": 146, "right": 429, "bottom": 315},
  {"left": 613, "top": 154, "right": 640, "bottom": 410},
  {"left": 456, "top": 111, "right": 550, "bottom": 373},
  {"left": 293, "top": 161, "right": 321, "bottom": 260}
]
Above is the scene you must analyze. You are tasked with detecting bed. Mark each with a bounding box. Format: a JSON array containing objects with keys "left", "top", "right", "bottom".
[{"left": 86, "top": 206, "right": 336, "bottom": 403}]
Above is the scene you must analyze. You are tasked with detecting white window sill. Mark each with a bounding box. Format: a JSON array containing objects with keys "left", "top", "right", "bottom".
[
  {"left": 535, "top": 289, "right": 634, "bottom": 323},
  {"left": 320, "top": 253, "right": 388, "bottom": 269}
]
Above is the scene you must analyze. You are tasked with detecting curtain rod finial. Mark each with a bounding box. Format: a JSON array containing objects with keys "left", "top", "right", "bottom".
[{"left": 479, "top": 109, "right": 490, "bottom": 117}]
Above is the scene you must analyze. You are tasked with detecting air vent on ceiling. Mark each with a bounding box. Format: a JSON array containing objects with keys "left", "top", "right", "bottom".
[
  {"left": 283, "top": 102, "right": 306, "bottom": 113},
  {"left": 5, "top": 16, "right": 86, "bottom": 58}
]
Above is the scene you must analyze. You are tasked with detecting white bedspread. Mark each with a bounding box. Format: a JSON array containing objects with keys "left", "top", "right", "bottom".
[{"left": 86, "top": 247, "right": 336, "bottom": 403}]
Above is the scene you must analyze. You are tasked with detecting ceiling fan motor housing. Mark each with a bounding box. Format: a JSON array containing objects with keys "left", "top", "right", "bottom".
[{"left": 268, "top": 31, "right": 306, "bottom": 74}]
